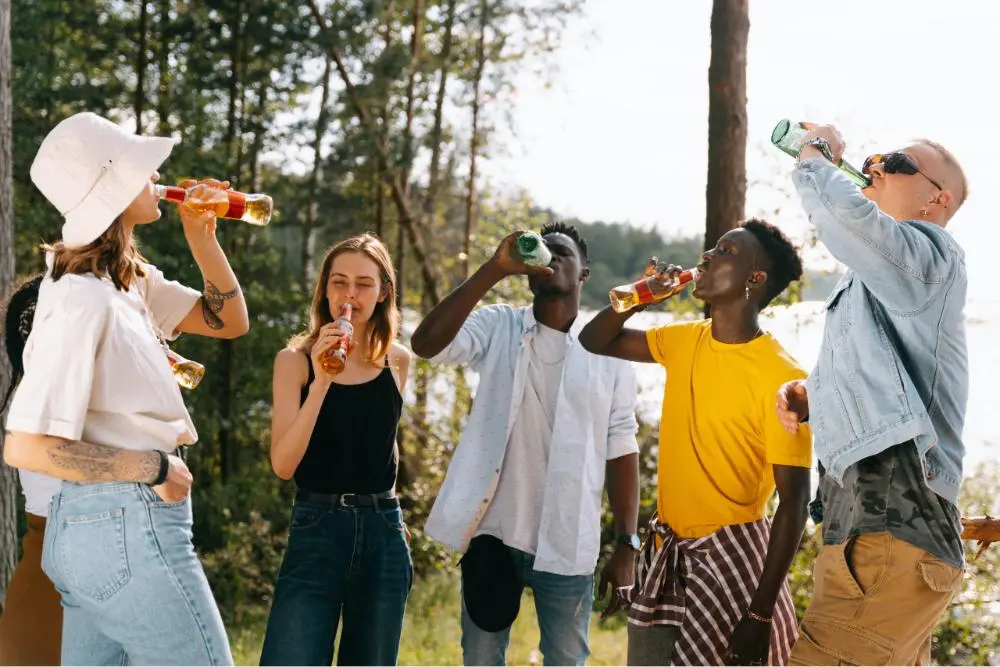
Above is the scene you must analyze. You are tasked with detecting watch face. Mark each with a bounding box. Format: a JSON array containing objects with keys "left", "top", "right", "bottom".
[{"left": 628, "top": 534, "right": 641, "bottom": 550}]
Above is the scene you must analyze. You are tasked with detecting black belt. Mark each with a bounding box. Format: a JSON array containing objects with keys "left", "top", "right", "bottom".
[{"left": 295, "top": 489, "right": 399, "bottom": 510}]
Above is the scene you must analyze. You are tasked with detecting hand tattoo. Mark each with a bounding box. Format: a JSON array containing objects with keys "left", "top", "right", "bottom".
[
  {"left": 48, "top": 442, "right": 161, "bottom": 483},
  {"left": 201, "top": 280, "right": 240, "bottom": 330}
]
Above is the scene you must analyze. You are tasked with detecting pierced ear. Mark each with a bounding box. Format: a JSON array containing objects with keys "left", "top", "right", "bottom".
[
  {"left": 580, "top": 266, "right": 591, "bottom": 283},
  {"left": 933, "top": 190, "right": 954, "bottom": 209},
  {"left": 750, "top": 270, "right": 768, "bottom": 286}
]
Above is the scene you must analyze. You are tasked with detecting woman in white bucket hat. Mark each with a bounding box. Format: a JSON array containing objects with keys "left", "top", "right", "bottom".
[{"left": 3, "top": 111, "right": 249, "bottom": 666}]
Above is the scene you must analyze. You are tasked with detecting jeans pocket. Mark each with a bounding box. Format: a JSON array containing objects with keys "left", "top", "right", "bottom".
[
  {"left": 290, "top": 502, "right": 326, "bottom": 531},
  {"left": 59, "top": 508, "right": 130, "bottom": 603},
  {"left": 378, "top": 507, "right": 406, "bottom": 534},
  {"left": 137, "top": 482, "right": 190, "bottom": 510}
]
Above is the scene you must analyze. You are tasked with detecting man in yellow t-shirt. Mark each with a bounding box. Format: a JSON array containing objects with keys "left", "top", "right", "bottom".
[{"left": 580, "top": 218, "right": 813, "bottom": 666}]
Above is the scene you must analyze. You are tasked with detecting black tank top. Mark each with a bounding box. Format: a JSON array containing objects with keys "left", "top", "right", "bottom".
[{"left": 293, "top": 354, "right": 403, "bottom": 494}]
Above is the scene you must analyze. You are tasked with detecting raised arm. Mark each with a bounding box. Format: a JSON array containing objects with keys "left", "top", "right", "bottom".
[
  {"left": 794, "top": 150, "right": 956, "bottom": 312},
  {"left": 173, "top": 179, "right": 250, "bottom": 339},
  {"left": 578, "top": 306, "right": 655, "bottom": 363},
  {"left": 411, "top": 232, "right": 552, "bottom": 359}
]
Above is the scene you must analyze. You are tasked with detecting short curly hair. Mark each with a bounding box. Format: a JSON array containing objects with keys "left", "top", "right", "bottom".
[
  {"left": 540, "top": 221, "right": 590, "bottom": 264},
  {"left": 741, "top": 218, "right": 803, "bottom": 307}
]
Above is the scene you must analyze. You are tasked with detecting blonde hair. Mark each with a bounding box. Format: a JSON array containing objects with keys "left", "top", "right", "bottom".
[
  {"left": 43, "top": 217, "right": 146, "bottom": 291},
  {"left": 289, "top": 233, "right": 399, "bottom": 365}
]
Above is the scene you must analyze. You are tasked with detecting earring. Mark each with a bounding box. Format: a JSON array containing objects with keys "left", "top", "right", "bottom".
[{"left": 745, "top": 285, "right": 751, "bottom": 301}]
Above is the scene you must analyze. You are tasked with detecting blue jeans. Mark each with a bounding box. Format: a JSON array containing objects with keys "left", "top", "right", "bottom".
[
  {"left": 259, "top": 501, "right": 413, "bottom": 666},
  {"left": 42, "top": 482, "right": 232, "bottom": 666},
  {"left": 461, "top": 545, "right": 593, "bottom": 666}
]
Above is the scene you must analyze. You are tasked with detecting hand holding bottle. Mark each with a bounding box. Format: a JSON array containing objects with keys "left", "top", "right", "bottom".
[
  {"left": 798, "top": 124, "right": 846, "bottom": 165},
  {"left": 487, "top": 232, "right": 555, "bottom": 278},
  {"left": 175, "top": 178, "right": 231, "bottom": 238},
  {"left": 311, "top": 321, "right": 353, "bottom": 383}
]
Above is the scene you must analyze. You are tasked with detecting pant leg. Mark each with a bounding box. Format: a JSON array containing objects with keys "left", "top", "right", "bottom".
[
  {"left": 627, "top": 623, "right": 681, "bottom": 666},
  {"left": 260, "top": 502, "right": 352, "bottom": 666},
  {"left": 59, "top": 605, "right": 126, "bottom": 667},
  {"left": 789, "top": 532, "right": 962, "bottom": 666},
  {"left": 336, "top": 506, "right": 412, "bottom": 666},
  {"left": 44, "top": 483, "right": 233, "bottom": 666},
  {"left": 0, "top": 514, "right": 63, "bottom": 666},
  {"left": 461, "top": 594, "right": 513, "bottom": 666},
  {"left": 527, "top": 565, "right": 594, "bottom": 667}
]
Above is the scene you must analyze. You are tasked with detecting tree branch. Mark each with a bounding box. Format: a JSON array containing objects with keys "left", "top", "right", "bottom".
[{"left": 307, "top": 0, "right": 440, "bottom": 304}]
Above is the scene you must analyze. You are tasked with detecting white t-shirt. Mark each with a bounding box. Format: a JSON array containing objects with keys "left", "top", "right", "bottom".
[
  {"left": 6, "top": 261, "right": 201, "bottom": 517},
  {"left": 475, "top": 322, "right": 568, "bottom": 554}
]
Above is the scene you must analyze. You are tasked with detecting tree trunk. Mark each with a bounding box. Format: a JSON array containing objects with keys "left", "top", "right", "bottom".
[
  {"left": 422, "top": 0, "right": 456, "bottom": 229},
  {"left": 704, "top": 0, "right": 749, "bottom": 317},
  {"left": 135, "top": 0, "right": 148, "bottom": 132},
  {"left": 156, "top": 0, "right": 170, "bottom": 132},
  {"left": 303, "top": 55, "right": 331, "bottom": 290},
  {"left": 401, "top": 0, "right": 421, "bottom": 190},
  {"left": 463, "top": 0, "right": 488, "bottom": 281},
  {"left": 376, "top": 1, "right": 394, "bottom": 243},
  {"left": 0, "top": 0, "right": 18, "bottom": 606},
  {"left": 217, "top": 0, "right": 244, "bottom": 484}
]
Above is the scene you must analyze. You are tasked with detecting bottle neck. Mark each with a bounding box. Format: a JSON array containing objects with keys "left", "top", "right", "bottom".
[{"left": 155, "top": 184, "right": 188, "bottom": 204}]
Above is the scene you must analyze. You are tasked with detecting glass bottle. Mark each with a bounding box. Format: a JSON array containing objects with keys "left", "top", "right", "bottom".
[
  {"left": 771, "top": 119, "right": 871, "bottom": 188},
  {"left": 156, "top": 183, "right": 274, "bottom": 226},
  {"left": 609, "top": 267, "right": 700, "bottom": 313}
]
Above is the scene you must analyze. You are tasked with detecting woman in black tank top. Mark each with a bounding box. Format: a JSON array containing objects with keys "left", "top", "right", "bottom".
[{"left": 261, "top": 234, "right": 412, "bottom": 667}]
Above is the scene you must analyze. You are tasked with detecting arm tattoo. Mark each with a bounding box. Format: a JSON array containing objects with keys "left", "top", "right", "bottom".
[
  {"left": 48, "top": 442, "right": 161, "bottom": 484},
  {"left": 201, "top": 280, "right": 240, "bottom": 330}
]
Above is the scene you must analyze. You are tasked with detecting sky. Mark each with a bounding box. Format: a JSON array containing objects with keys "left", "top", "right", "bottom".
[{"left": 481, "top": 0, "right": 1000, "bottom": 301}]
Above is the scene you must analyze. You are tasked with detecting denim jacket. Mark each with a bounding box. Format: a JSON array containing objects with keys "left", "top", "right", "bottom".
[{"left": 793, "top": 158, "right": 968, "bottom": 505}]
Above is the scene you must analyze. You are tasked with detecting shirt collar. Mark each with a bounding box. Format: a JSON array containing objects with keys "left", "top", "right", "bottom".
[{"left": 521, "top": 305, "right": 582, "bottom": 343}]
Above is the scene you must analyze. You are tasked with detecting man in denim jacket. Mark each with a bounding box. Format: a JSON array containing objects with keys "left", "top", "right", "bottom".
[{"left": 775, "top": 125, "right": 969, "bottom": 665}]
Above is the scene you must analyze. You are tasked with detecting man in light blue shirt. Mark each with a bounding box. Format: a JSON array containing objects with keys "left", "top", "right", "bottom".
[
  {"left": 411, "top": 223, "right": 641, "bottom": 666},
  {"left": 776, "top": 125, "right": 970, "bottom": 665}
]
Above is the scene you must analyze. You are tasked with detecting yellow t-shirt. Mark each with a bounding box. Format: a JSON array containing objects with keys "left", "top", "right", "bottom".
[{"left": 646, "top": 320, "right": 813, "bottom": 539}]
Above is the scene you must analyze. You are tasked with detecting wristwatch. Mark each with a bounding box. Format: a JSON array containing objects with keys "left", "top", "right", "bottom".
[
  {"left": 617, "top": 533, "right": 641, "bottom": 551},
  {"left": 804, "top": 136, "right": 835, "bottom": 163}
]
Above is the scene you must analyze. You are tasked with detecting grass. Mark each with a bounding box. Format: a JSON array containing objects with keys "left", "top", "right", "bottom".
[{"left": 230, "top": 572, "right": 628, "bottom": 666}]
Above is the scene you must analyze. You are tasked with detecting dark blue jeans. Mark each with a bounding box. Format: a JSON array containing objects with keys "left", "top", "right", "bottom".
[{"left": 259, "top": 501, "right": 412, "bottom": 666}]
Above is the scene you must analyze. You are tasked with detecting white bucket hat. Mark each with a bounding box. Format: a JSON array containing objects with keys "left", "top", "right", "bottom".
[{"left": 29, "top": 112, "right": 178, "bottom": 249}]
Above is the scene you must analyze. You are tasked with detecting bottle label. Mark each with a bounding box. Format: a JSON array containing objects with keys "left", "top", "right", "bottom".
[
  {"left": 225, "top": 191, "right": 247, "bottom": 219},
  {"left": 160, "top": 186, "right": 187, "bottom": 204},
  {"left": 634, "top": 277, "right": 657, "bottom": 304}
]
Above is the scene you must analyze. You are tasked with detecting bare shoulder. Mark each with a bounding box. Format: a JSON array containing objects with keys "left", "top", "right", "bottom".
[
  {"left": 274, "top": 347, "right": 309, "bottom": 385},
  {"left": 389, "top": 342, "right": 412, "bottom": 370}
]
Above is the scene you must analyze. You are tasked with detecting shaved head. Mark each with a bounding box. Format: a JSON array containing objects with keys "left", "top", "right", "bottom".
[{"left": 914, "top": 138, "right": 968, "bottom": 218}]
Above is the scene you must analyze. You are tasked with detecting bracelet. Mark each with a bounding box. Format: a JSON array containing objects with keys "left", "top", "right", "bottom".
[
  {"left": 151, "top": 450, "right": 170, "bottom": 486},
  {"left": 746, "top": 609, "right": 773, "bottom": 624},
  {"left": 804, "top": 136, "right": 835, "bottom": 163}
]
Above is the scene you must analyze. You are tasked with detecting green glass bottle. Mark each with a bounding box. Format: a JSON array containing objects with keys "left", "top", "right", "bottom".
[
  {"left": 513, "top": 231, "right": 552, "bottom": 267},
  {"left": 771, "top": 119, "right": 871, "bottom": 188}
]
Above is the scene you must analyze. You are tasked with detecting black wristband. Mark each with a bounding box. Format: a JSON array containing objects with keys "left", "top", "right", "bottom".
[{"left": 151, "top": 450, "right": 169, "bottom": 486}]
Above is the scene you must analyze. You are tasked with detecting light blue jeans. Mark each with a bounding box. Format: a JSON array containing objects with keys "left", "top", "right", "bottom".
[
  {"left": 42, "top": 482, "right": 232, "bottom": 666},
  {"left": 461, "top": 545, "right": 594, "bottom": 666}
]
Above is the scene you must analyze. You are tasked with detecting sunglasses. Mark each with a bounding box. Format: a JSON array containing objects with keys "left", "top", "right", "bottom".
[{"left": 862, "top": 152, "right": 943, "bottom": 191}]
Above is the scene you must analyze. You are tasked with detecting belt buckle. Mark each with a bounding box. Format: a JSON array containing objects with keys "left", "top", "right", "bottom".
[{"left": 338, "top": 493, "right": 355, "bottom": 508}]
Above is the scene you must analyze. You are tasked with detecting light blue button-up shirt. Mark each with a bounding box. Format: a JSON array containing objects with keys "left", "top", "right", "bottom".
[{"left": 422, "top": 304, "right": 640, "bottom": 576}]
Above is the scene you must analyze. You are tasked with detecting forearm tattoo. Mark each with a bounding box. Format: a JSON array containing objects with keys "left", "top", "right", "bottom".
[
  {"left": 48, "top": 442, "right": 161, "bottom": 484},
  {"left": 201, "top": 280, "right": 240, "bottom": 330}
]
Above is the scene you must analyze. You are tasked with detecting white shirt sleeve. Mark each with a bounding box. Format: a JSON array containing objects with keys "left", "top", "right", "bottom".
[
  {"left": 428, "top": 305, "right": 505, "bottom": 373},
  {"left": 141, "top": 263, "right": 201, "bottom": 341},
  {"left": 606, "top": 360, "right": 640, "bottom": 460},
  {"left": 6, "top": 298, "right": 110, "bottom": 441}
]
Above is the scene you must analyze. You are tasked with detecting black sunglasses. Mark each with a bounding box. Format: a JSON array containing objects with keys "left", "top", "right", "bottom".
[{"left": 862, "top": 152, "right": 943, "bottom": 191}]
